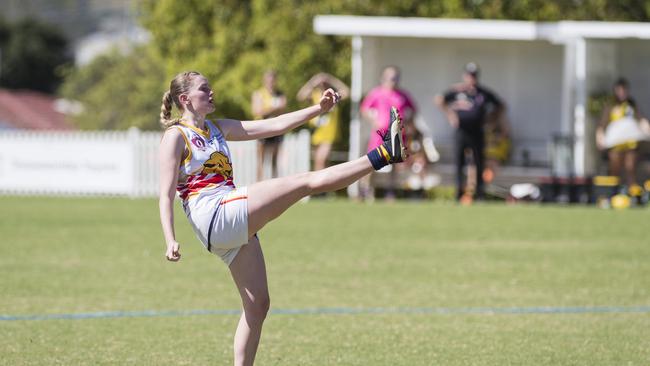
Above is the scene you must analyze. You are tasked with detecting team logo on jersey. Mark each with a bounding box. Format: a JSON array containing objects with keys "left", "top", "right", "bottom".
[
  {"left": 191, "top": 133, "right": 206, "bottom": 150},
  {"left": 202, "top": 151, "right": 232, "bottom": 178}
]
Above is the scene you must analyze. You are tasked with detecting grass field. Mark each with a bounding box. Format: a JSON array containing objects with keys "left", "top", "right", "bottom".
[{"left": 1, "top": 196, "right": 649, "bottom": 365}]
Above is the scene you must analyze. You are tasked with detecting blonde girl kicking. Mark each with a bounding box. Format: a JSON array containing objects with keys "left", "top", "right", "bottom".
[{"left": 158, "top": 71, "right": 405, "bottom": 366}]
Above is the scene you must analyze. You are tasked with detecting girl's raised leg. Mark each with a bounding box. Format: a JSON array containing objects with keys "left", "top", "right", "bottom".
[
  {"left": 246, "top": 106, "right": 406, "bottom": 237},
  {"left": 246, "top": 156, "right": 373, "bottom": 237}
]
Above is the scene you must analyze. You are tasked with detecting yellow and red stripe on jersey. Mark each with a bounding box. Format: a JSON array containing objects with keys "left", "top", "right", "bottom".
[{"left": 177, "top": 174, "right": 235, "bottom": 201}]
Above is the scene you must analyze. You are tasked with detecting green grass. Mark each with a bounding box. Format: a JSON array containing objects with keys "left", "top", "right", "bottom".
[{"left": 1, "top": 197, "right": 649, "bottom": 365}]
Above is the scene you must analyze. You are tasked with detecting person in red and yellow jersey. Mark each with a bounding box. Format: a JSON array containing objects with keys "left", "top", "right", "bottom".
[{"left": 158, "top": 71, "right": 407, "bottom": 365}]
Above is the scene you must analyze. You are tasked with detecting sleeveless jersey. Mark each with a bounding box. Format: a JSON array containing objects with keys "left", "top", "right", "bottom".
[
  {"left": 171, "top": 120, "right": 235, "bottom": 203},
  {"left": 609, "top": 101, "right": 635, "bottom": 123},
  {"left": 608, "top": 101, "right": 638, "bottom": 151},
  {"left": 309, "top": 88, "right": 340, "bottom": 145}
]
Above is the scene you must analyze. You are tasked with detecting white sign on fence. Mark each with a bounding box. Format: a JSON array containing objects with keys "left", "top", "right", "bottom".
[
  {"left": 0, "top": 129, "right": 310, "bottom": 197},
  {"left": 0, "top": 131, "right": 136, "bottom": 195}
]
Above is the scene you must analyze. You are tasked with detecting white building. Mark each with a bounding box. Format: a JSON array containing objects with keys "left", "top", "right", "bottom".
[{"left": 314, "top": 16, "right": 650, "bottom": 195}]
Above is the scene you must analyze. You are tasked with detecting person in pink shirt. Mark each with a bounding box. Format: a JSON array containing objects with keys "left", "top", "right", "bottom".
[{"left": 360, "top": 66, "right": 417, "bottom": 200}]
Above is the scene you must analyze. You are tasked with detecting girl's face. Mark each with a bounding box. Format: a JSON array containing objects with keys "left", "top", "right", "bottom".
[
  {"left": 185, "top": 76, "right": 215, "bottom": 115},
  {"left": 614, "top": 85, "right": 628, "bottom": 102}
]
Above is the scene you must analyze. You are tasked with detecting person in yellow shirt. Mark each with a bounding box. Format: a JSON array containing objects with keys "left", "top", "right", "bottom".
[
  {"left": 297, "top": 73, "right": 349, "bottom": 171},
  {"left": 252, "top": 70, "right": 287, "bottom": 180},
  {"left": 596, "top": 78, "right": 650, "bottom": 188},
  {"left": 483, "top": 109, "right": 511, "bottom": 184}
]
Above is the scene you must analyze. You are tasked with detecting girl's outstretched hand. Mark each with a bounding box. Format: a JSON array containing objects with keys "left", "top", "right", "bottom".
[
  {"left": 166, "top": 240, "right": 181, "bottom": 262},
  {"left": 319, "top": 88, "right": 341, "bottom": 113}
]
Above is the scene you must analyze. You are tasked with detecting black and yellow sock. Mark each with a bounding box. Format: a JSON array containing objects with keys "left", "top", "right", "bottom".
[{"left": 367, "top": 145, "right": 390, "bottom": 170}]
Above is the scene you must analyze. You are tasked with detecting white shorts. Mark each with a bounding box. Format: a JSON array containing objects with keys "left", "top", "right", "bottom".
[{"left": 184, "top": 187, "right": 250, "bottom": 265}]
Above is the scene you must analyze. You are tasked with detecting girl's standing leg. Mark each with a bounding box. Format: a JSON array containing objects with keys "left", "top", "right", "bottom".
[
  {"left": 623, "top": 150, "right": 637, "bottom": 186},
  {"left": 246, "top": 156, "right": 374, "bottom": 237},
  {"left": 229, "top": 235, "right": 270, "bottom": 366},
  {"left": 269, "top": 142, "right": 281, "bottom": 178},
  {"left": 313, "top": 142, "right": 333, "bottom": 171},
  {"left": 608, "top": 150, "right": 622, "bottom": 179},
  {"left": 257, "top": 141, "right": 265, "bottom": 181},
  {"left": 229, "top": 157, "right": 373, "bottom": 365}
]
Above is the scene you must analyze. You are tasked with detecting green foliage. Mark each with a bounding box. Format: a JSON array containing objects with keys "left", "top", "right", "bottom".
[
  {"left": 0, "top": 18, "right": 71, "bottom": 93},
  {"left": 138, "top": 0, "right": 352, "bottom": 120},
  {"left": 60, "top": 47, "right": 165, "bottom": 130},
  {"left": 454, "top": 0, "right": 650, "bottom": 21},
  {"left": 60, "top": 0, "right": 650, "bottom": 130},
  {"left": 588, "top": 92, "right": 613, "bottom": 120}
]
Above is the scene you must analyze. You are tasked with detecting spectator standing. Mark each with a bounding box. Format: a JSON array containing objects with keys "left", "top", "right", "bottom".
[
  {"left": 297, "top": 72, "right": 350, "bottom": 171},
  {"left": 252, "top": 70, "right": 287, "bottom": 180},
  {"left": 596, "top": 78, "right": 650, "bottom": 189},
  {"left": 483, "top": 109, "right": 511, "bottom": 184},
  {"left": 435, "top": 62, "right": 505, "bottom": 201},
  {"left": 360, "top": 65, "right": 417, "bottom": 200}
]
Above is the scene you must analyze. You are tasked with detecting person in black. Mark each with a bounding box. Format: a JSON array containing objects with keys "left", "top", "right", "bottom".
[{"left": 435, "top": 62, "right": 505, "bottom": 201}]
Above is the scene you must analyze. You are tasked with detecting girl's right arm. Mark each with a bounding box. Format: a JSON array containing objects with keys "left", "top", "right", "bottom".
[
  {"left": 159, "top": 128, "right": 185, "bottom": 262},
  {"left": 219, "top": 89, "right": 339, "bottom": 141}
]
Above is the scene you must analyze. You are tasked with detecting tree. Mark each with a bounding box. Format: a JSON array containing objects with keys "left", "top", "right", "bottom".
[
  {"left": 59, "top": 47, "right": 165, "bottom": 130},
  {"left": 60, "top": 0, "right": 650, "bottom": 130},
  {"left": 0, "top": 18, "right": 71, "bottom": 93}
]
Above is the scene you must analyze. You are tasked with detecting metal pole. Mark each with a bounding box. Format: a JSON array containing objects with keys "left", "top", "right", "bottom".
[
  {"left": 347, "top": 35, "right": 363, "bottom": 198},
  {"left": 573, "top": 37, "right": 587, "bottom": 177}
]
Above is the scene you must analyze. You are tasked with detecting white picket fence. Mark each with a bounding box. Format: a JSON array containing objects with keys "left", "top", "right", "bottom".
[{"left": 0, "top": 128, "right": 311, "bottom": 197}]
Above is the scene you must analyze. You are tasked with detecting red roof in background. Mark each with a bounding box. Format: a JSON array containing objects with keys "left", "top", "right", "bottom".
[{"left": 0, "top": 89, "right": 74, "bottom": 130}]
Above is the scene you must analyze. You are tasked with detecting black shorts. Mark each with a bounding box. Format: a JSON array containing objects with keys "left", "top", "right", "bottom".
[{"left": 260, "top": 136, "right": 283, "bottom": 145}]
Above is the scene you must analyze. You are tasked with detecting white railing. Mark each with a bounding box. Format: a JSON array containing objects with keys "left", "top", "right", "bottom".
[{"left": 0, "top": 128, "right": 311, "bottom": 197}]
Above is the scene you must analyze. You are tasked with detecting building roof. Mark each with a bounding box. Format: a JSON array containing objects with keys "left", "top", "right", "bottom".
[
  {"left": 0, "top": 89, "right": 74, "bottom": 130},
  {"left": 314, "top": 16, "right": 650, "bottom": 42}
]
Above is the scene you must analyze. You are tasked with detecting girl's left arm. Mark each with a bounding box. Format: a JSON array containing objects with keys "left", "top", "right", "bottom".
[
  {"left": 634, "top": 107, "right": 650, "bottom": 133},
  {"left": 219, "top": 89, "right": 340, "bottom": 141}
]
